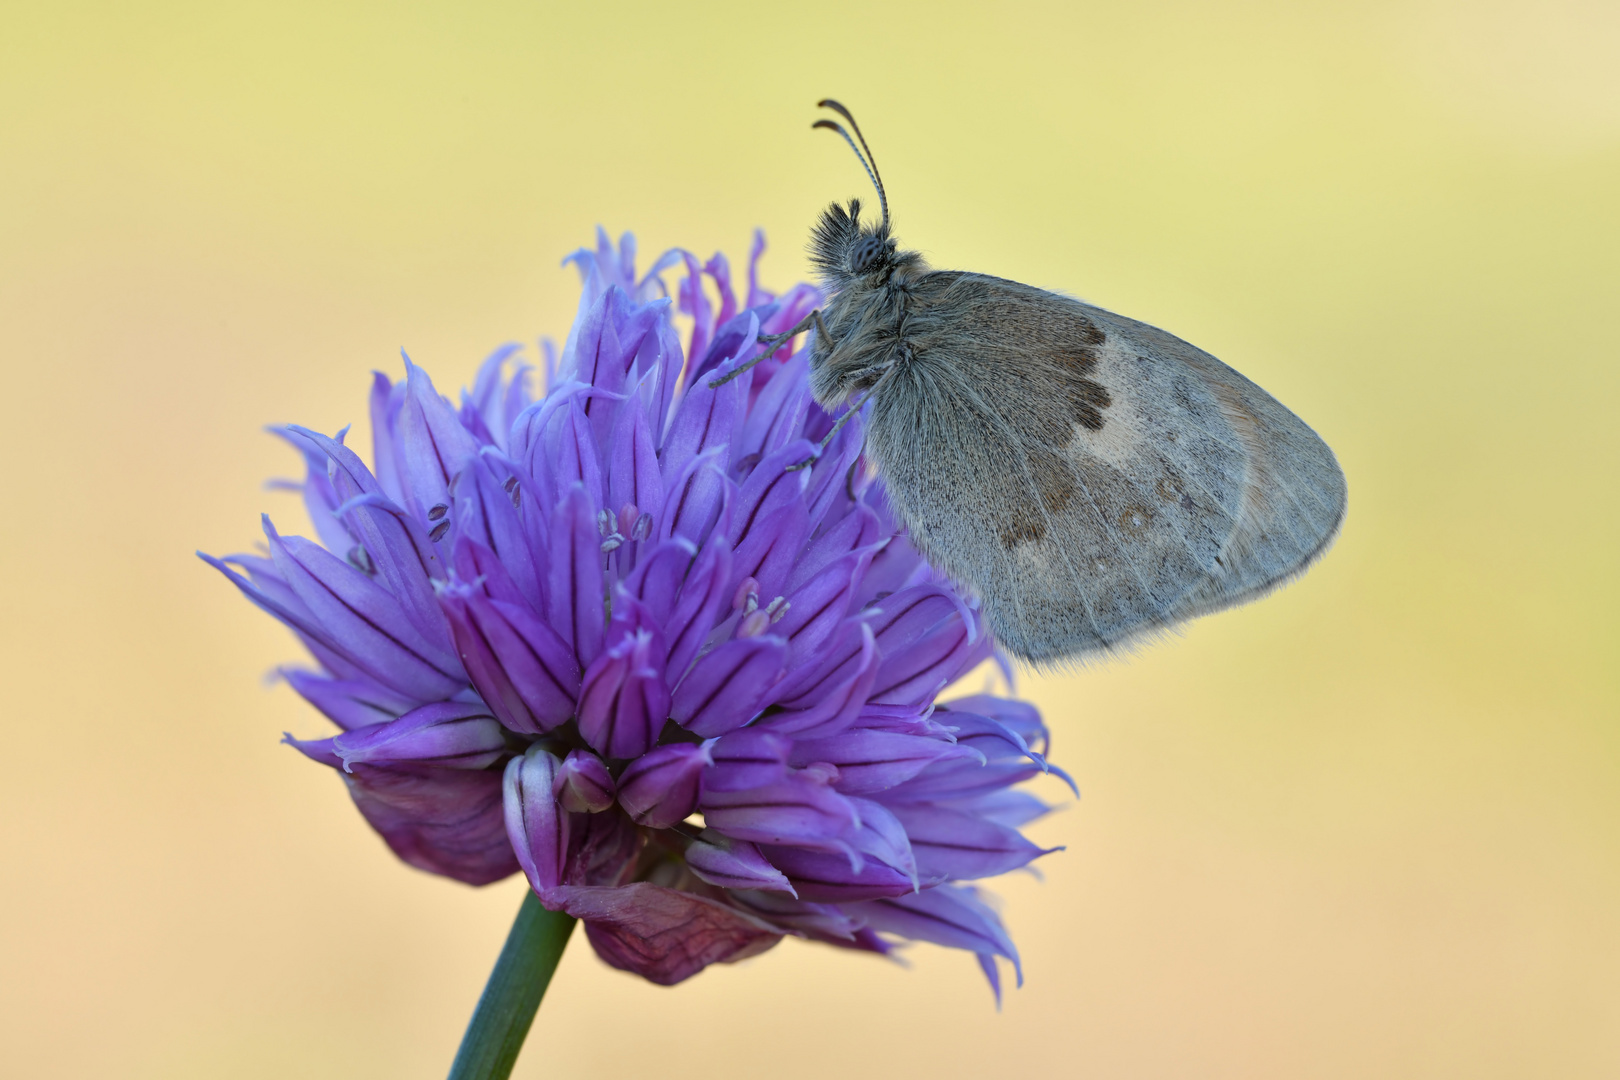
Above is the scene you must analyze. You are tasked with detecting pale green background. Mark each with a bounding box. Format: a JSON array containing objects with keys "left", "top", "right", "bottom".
[{"left": 2, "top": 2, "right": 1616, "bottom": 1077}]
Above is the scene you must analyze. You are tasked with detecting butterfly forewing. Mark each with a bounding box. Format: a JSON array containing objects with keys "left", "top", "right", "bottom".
[{"left": 858, "top": 272, "right": 1346, "bottom": 662}]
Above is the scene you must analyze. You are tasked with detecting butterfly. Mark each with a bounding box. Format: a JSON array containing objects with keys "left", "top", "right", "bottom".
[{"left": 720, "top": 100, "right": 1347, "bottom": 664}]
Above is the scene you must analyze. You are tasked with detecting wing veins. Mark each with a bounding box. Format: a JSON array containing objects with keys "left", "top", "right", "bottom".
[
  {"left": 901, "top": 363, "right": 1098, "bottom": 645},
  {"left": 946, "top": 363, "right": 1178, "bottom": 647}
]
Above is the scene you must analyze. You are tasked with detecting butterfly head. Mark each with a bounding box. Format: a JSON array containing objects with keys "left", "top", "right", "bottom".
[
  {"left": 807, "top": 101, "right": 917, "bottom": 290},
  {"left": 810, "top": 198, "right": 903, "bottom": 287}
]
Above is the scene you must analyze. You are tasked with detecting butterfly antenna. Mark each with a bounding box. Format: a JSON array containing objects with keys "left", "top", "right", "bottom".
[
  {"left": 812, "top": 120, "right": 882, "bottom": 223},
  {"left": 814, "top": 99, "right": 889, "bottom": 230}
]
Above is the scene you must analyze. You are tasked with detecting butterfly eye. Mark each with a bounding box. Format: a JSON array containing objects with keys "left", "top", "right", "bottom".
[{"left": 848, "top": 234, "right": 890, "bottom": 274}]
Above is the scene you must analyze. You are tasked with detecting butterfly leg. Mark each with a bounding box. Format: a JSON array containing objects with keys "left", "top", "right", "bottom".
[
  {"left": 707, "top": 309, "right": 824, "bottom": 388},
  {"left": 786, "top": 361, "right": 897, "bottom": 472},
  {"left": 812, "top": 309, "right": 836, "bottom": 348}
]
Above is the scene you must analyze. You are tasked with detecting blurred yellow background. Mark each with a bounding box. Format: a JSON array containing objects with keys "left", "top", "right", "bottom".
[{"left": 3, "top": 1, "right": 1616, "bottom": 1077}]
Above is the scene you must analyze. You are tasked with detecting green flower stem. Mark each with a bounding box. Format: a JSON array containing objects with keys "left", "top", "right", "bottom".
[{"left": 447, "top": 891, "right": 577, "bottom": 1080}]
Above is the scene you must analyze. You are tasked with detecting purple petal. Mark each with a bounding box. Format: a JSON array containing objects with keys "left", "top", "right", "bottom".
[
  {"left": 726, "top": 501, "right": 811, "bottom": 607},
  {"left": 745, "top": 229, "right": 772, "bottom": 308},
  {"left": 700, "top": 770, "right": 861, "bottom": 855},
  {"left": 701, "top": 728, "right": 792, "bottom": 793},
  {"left": 546, "top": 882, "right": 780, "bottom": 986},
  {"left": 332, "top": 701, "right": 506, "bottom": 771},
  {"left": 283, "top": 731, "right": 342, "bottom": 768},
  {"left": 201, "top": 553, "right": 345, "bottom": 673},
  {"left": 397, "top": 355, "right": 481, "bottom": 522},
  {"left": 931, "top": 710, "right": 1037, "bottom": 762},
  {"left": 557, "top": 750, "right": 616, "bottom": 814},
  {"left": 644, "top": 312, "right": 684, "bottom": 448},
  {"left": 561, "top": 807, "right": 644, "bottom": 887},
  {"left": 977, "top": 952, "right": 1005, "bottom": 1006},
  {"left": 854, "top": 505, "right": 930, "bottom": 606},
  {"left": 684, "top": 831, "right": 795, "bottom": 894},
  {"left": 594, "top": 290, "right": 666, "bottom": 413},
  {"left": 862, "top": 586, "right": 982, "bottom": 709},
  {"left": 846, "top": 797, "right": 917, "bottom": 884},
  {"left": 458, "top": 395, "right": 498, "bottom": 447},
  {"left": 546, "top": 484, "right": 607, "bottom": 671},
  {"left": 774, "top": 555, "right": 863, "bottom": 656},
  {"left": 763, "top": 281, "right": 821, "bottom": 341},
  {"left": 508, "top": 384, "right": 619, "bottom": 510},
  {"left": 868, "top": 618, "right": 973, "bottom": 710},
  {"left": 690, "top": 308, "right": 759, "bottom": 390},
  {"left": 670, "top": 636, "right": 787, "bottom": 738},
  {"left": 675, "top": 252, "right": 715, "bottom": 386},
  {"left": 278, "top": 668, "right": 413, "bottom": 731},
  {"left": 452, "top": 455, "right": 543, "bottom": 612},
  {"left": 565, "top": 290, "right": 628, "bottom": 425},
  {"left": 270, "top": 426, "right": 352, "bottom": 555},
  {"left": 606, "top": 398, "right": 664, "bottom": 547},
  {"left": 759, "top": 622, "right": 876, "bottom": 738},
  {"left": 551, "top": 399, "right": 606, "bottom": 512},
  {"left": 617, "top": 743, "right": 707, "bottom": 828},
  {"left": 880, "top": 759, "right": 1045, "bottom": 804},
  {"left": 368, "top": 372, "right": 407, "bottom": 505},
  {"left": 759, "top": 844, "right": 913, "bottom": 902},
  {"left": 332, "top": 491, "right": 455, "bottom": 649},
  {"left": 503, "top": 746, "right": 568, "bottom": 894},
  {"left": 867, "top": 585, "right": 968, "bottom": 656},
  {"left": 638, "top": 247, "right": 684, "bottom": 302},
  {"left": 441, "top": 587, "right": 578, "bottom": 735},
  {"left": 929, "top": 710, "right": 1078, "bottom": 795},
  {"left": 850, "top": 886, "right": 1021, "bottom": 985},
  {"left": 706, "top": 252, "right": 737, "bottom": 329},
  {"left": 661, "top": 356, "right": 743, "bottom": 480},
  {"left": 802, "top": 409, "right": 866, "bottom": 529},
  {"left": 727, "top": 891, "right": 861, "bottom": 940},
  {"left": 787, "top": 730, "right": 977, "bottom": 795},
  {"left": 768, "top": 550, "right": 872, "bottom": 698},
  {"left": 464, "top": 342, "right": 524, "bottom": 451},
  {"left": 941, "top": 695, "right": 1050, "bottom": 754},
  {"left": 576, "top": 628, "right": 668, "bottom": 759},
  {"left": 621, "top": 538, "right": 698, "bottom": 630},
  {"left": 737, "top": 360, "right": 810, "bottom": 463},
  {"left": 262, "top": 519, "right": 466, "bottom": 701},
  {"left": 728, "top": 439, "right": 812, "bottom": 555},
  {"left": 886, "top": 803, "right": 1057, "bottom": 883},
  {"left": 281, "top": 426, "right": 455, "bottom": 649},
  {"left": 657, "top": 447, "right": 732, "bottom": 549},
  {"left": 343, "top": 761, "right": 516, "bottom": 886},
  {"left": 786, "top": 503, "right": 883, "bottom": 594},
  {"left": 502, "top": 367, "right": 535, "bottom": 441},
  {"left": 661, "top": 537, "right": 733, "bottom": 683},
  {"left": 944, "top": 789, "right": 1057, "bottom": 829}
]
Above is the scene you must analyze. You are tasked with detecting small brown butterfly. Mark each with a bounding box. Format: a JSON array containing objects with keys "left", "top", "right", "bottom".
[{"left": 723, "top": 100, "right": 1347, "bottom": 664}]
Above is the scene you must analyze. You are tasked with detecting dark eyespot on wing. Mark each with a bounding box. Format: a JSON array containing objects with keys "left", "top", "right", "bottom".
[
  {"left": 998, "top": 444, "right": 1077, "bottom": 549},
  {"left": 1118, "top": 504, "right": 1152, "bottom": 538}
]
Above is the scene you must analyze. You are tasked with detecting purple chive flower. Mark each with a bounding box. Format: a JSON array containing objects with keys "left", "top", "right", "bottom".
[{"left": 206, "top": 228, "right": 1072, "bottom": 995}]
